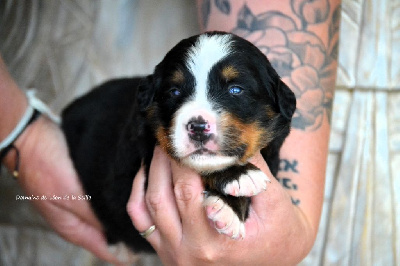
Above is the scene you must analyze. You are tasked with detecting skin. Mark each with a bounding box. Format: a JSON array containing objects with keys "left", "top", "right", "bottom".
[
  {"left": 129, "top": 147, "right": 312, "bottom": 265},
  {"left": 0, "top": 55, "right": 121, "bottom": 264},
  {"left": 1, "top": 0, "right": 340, "bottom": 264}
]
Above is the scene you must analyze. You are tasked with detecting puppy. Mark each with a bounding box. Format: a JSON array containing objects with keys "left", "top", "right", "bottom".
[{"left": 61, "top": 31, "right": 296, "bottom": 252}]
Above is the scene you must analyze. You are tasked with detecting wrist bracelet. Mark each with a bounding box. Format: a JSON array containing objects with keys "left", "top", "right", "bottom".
[{"left": 0, "top": 90, "right": 60, "bottom": 178}]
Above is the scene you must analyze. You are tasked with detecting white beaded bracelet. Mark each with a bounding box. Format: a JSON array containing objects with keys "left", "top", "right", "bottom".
[
  {"left": 0, "top": 103, "right": 35, "bottom": 151},
  {"left": 0, "top": 90, "right": 60, "bottom": 177},
  {"left": 25, "top": 90, "right": 60, "bottom": 125}
]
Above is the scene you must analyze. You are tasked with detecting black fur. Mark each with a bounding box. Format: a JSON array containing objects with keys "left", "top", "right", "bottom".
[
  {"left": 61, "top": 32, "right": 296, "bottom": 252},
  {"left": 62, "top": 78, "right": 155, "bottom": 252}
]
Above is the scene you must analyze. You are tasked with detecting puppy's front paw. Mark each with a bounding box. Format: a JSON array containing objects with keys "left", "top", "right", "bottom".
[
  {"left": 203, "top": 195, "right": 245, "bottom": 239},
  {"left": 108, "top": 242, "right": 138, "bottom": 264},
  {"left": 223, "top": 169, "right": 270, "bottom": 197}
]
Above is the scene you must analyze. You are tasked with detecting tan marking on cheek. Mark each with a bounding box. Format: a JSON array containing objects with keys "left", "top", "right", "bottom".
[
  {"left": 238, "top": 122, "right": 264, "bottom": 163},
  {"left": 220, "top": 113, "right": 274, "bottom": 163},
  {"left": 155, "top": 117, "right": 178, "bottom": 159},
  {"left": 146, "top": 105, "right": 156, "bottom": 120},
  {"left": 171, "top": 69, "right": 185, "bottom": 84},
  {"left": 156, "top": 127, "right": 178, "bottom": 160},
  {"left": 221, "top": 65, "right": 239, "bottom": 81},
  {"left": 156, "top": 127, "right": 167, "bottom": 150}
]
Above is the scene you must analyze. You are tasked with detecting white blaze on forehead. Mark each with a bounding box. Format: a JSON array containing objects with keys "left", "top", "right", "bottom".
[
  {"left": 186, "top": 34, "right": 233, "bottom": 104},
  {"left": 171, "top": 34, "right": 237, "bottom": 170}
]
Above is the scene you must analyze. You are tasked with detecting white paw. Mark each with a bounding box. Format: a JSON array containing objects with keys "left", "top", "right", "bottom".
[
  {"left": 108, "top": 242, "right": 138, "bottom": 264},
  {"left": 203, "top": 195, "right": 245, "bottom": 239},
  {"left": 223, "top": 170, "right": 270, "bottom": 197}
]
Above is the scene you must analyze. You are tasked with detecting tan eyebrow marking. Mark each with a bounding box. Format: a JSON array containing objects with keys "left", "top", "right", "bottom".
[
  {"left": 221, "top": 65, "right": 239, "bottom": 81},
  {"left": 266, "top": 105, "right": 277, "bottom": 119},
  {"left": 171, "top": 69, "right": 185, "bottom": 84}
]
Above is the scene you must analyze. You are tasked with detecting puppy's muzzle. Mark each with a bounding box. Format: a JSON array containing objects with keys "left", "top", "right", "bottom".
[{"left": 187, "top": 117, "right": 211, "bottom": 142}]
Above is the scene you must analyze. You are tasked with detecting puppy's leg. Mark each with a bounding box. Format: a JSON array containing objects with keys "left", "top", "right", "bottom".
[
  {"left": 203, "top": 192, "right": 248, "bottom": 239},
  {"left": 201, "top": 163, "right": 270, "bottom": 239},
  {"left": 108, "top": 242, "right": 139, "bottom": 264},
  {"left": 203, "top": 163, "right": 270, "bottom": 197},
  {"left": 223, "top": 169, "right": 270, "bottom": 197}
]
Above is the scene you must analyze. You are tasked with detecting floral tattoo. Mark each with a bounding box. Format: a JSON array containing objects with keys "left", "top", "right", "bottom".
[{"left": 201, "top": 0, "right": 340, "bottom": 131}]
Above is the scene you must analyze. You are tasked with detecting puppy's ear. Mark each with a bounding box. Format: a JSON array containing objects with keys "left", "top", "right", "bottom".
[
  {"left": 262, "top": 59, "right": 296, "bottom": 121},
  {"left": 276, "top": 79, "right": 296, "bottom": 121},
  {"left": 137, "top": 75, "right": 156, "bottom": 111}
]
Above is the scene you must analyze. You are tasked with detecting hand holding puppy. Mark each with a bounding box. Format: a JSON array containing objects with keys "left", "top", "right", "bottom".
[{"left": 128, "top": 146, "right": 313, "bottom": 266}]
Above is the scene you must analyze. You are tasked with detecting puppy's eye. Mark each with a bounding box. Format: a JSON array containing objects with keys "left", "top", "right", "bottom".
[
  {"left": 168, "top": 88, "right": 181, "bottom": 97},
  {"left": 229, "top": 86, "right": 243, "bottom": 95}
]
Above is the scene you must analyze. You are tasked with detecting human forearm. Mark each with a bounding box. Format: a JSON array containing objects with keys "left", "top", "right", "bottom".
[
  {"left": 0, "top": 55, "right": 28, "bottom": 145},
  {"left": 191, "top": 6, "right": 341, "bottom": 260},
  {"left": 127, "top": 2, "right": 340, "bottom": 264},
  {"left": 197, "top": 0, "right": 339, "bottom": 231},
  {"left": 0, "top": 53, "right": 122, "bottom": 264}
]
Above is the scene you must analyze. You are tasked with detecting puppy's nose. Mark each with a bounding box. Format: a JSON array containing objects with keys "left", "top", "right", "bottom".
[
  {"left": 187, "top": 119, "right": 211, "bottom": 142},
  {"left": 187, "top": 120, "right": 210, "bottom": 133}
]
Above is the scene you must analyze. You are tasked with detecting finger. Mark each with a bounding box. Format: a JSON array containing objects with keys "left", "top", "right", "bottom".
[
  {"left": 127, "top": 165, "right": 153, "bottom": 227},
  {"left": 59, "top": 169, "right": 104, "bottom": 232},
  {"left": 127, "top": 165, "right": 159, "bottom": 242},
  {"left": 37, "top": 200, "right": 121, "bottom": 265},
  {"left": 56, "top": 125, "right": 105, "bottom": 232},
  {"left": 170, "top": 160, "right": 217, "bottom": 241},
  {"left": 248, "top": 151, "right": 273, "bottom": 179},
  {"left": 145, "top": 147, "right": 182, "bottom": 245},
  {"left": 17, "top": 121, "right": 104, "bottom": 233},
  {"left": 248, "top": 152, "right": 287, "bottom": 219},
  {"left": 65, "top": 219, "right": 121, "bottom": 264}
]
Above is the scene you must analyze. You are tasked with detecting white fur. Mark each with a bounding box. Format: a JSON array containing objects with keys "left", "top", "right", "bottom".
[
  {"left": 203, "top": 195, "right": 245, "bottom": 239},
  {"left": 223, "top": 169, "right": 270, "bottom": 197},
  {"left": 172, "top": 34, "right": 236, "bottom": 170},
  {"left": 181, "top": 154, "right": 236, "bottom": 173},
  {"left": 186, "top": 34, "right": 232, "bottom": 105},
  {"left": 108, "top": 242, "right": 138, "bottom": 264},
  {"left": 172, "top": 100, "right": 215, "bottom": 156}
]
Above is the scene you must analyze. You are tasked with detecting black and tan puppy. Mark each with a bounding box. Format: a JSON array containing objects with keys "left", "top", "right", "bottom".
[{"left": 61, "top": 31, "right": 296, "bottom": 252}]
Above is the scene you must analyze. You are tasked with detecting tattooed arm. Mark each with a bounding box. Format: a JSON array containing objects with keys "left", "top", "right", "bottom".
[
  {"left": 202, "top": 0, "right": 339, "bottom": 255},
  {"left": 201, "top": 0, "right": 339, "bottom": 255},
  {"left": 128, "top": 1, "right": 340, "bottom": 265}
]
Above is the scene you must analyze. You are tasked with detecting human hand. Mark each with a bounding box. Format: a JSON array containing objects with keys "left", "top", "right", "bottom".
[
  {"left": 128, "top": 146, "right": 314, "bottom": 266},
  {"left": 3, "top": 117, "right": 122, "bottom": 265}
]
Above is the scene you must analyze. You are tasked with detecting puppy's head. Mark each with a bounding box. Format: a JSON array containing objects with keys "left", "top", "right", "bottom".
[{"left": 140, "top": 32, "right": 296, "bottom": 173}]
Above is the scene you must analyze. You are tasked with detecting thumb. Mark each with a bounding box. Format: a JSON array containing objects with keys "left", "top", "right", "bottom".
[
  {"left": 170, "top": 160, "right": 217, "bottom": 241},
  {"left": 247, "top": 152, "right": 287, "bottom": 220}
]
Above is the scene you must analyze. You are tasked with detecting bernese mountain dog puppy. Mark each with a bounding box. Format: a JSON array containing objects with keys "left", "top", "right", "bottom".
[{"left": 61, "top": 31, "right": 296, "bottom": 252}]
